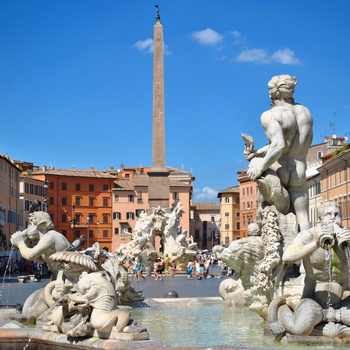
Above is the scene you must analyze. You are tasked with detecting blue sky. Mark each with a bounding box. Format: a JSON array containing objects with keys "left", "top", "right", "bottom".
[{"left": 1, "top": 1, "right": 350, "bottom": 202}]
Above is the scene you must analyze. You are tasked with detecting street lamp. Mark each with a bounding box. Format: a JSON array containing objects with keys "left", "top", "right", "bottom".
[
  {"left": 87, "top": 216, "right": 90, "bottom": 248},
  {"left": 43, "top": 181, "right": 48, "bottom": 212}
]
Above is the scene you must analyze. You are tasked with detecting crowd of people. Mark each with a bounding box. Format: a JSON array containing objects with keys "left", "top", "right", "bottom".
[
  {"left": 0, "top": 257, "right": 50, "bottom": 277},
  {"left": 127, "top": 253, "right": 232, "bottom": 283},
  {"left": 186, "top": 254, "right": 232, "bottom": 280}
]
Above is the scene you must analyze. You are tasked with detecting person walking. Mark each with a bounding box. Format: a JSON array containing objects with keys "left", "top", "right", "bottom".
[
  {"left": 137, "top": 258, "right": 146, "bottom": 282},
  {"left": 156, "top": 258, "right": 164, "bottom": 281},
  {"left": 153, "top": 259, "right": 158, "bottom": 281}
]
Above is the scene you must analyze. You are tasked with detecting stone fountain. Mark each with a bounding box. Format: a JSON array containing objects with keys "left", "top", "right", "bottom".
[
  {"left": 0, "top": 201, "right": 197, "bottom": 349},
  {"left": 216, "top": 74, "right": 350, "bottom": 345}
]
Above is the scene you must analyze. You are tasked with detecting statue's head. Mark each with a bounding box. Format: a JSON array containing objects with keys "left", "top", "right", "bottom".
[
  {"left": 28, "top": 211, "right": 54, "bottom": 233},
  {"left": 318, "top": 201, "right": 342, "bottom": 227},
  {"left": 268, "top": 74, "right": 297, "bottom": 104},
  {"left": 247, "top": 223, "right": 260, "bottom": 236}
]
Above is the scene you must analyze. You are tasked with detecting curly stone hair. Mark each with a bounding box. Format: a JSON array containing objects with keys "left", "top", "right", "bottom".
[{"left": 268, "top": 74, "right": 297, "bottom": 104}]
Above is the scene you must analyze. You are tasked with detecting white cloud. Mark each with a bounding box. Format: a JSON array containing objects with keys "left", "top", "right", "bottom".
[
  {"left": 132, "top": 39, "right": 172, "bottom": 55},
  {"left": 192, "top": 28, "right": 223, "bottom": 46},
  {"left": 235, "top": 47, "right": 301, "bottom": 65},
  {"left": 133, "top": 38, "right": 154, "bottom": 53},
  {"left": 271, "top": 48, "right": 301, "bottom": 65},
  {"left": 230, "top": 30, "right": 244, "bottom": 45},
  {"left": 194, "top": 187, "right": 219, "bottom": 202},
  {"left": 236, "top": 48, "right": 270, "bottom": 63}
]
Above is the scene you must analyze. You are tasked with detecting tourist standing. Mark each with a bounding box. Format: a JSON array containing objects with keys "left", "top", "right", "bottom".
[
  {"left": 163, "top": 253, "right": 170, "bottom": 277},
  {"left": 130, "top": 258, "right": 138, "bottom": 281},
  {"left": 186, "top": 260, "right": 193, "bottom": 279}
]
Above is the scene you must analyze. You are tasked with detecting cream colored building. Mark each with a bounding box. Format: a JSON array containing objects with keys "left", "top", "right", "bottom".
[
  {"left": 0, "top": 155, "right": 21, "bottom": 252},
  {"left": 191, "top": 201, "right": 220, "bottom": 251}
]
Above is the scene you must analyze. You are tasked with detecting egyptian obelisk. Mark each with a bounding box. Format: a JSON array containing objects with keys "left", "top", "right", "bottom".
[{"left": 148, "top": 5, "right": 170, "bottom": 209}]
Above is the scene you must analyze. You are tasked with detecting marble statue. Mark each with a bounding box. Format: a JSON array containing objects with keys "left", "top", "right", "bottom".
[
  {"left": 10, "top": 211, "right": 71, "bottom": 278},
  {"left": 36, "top": 248, "right": 147, "bottom": 340},
  {"left": 267, "top": 201, "right": 350, "bottom": 339},
  {"left": 243, "top": 74, "right": 313, "bottom": 231},
  {"left": 214, "top": 223, "right": 264, "bottom": 291},
  {"left": 116, "top": 202, "right": 197, "bottom": 269},
  {"left": 9, "top": 211, "right": 147, "bottom": 342}
]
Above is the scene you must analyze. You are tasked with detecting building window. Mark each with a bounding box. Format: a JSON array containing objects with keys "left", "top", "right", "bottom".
[
  {"left": 225, "top": 197, "right": 229, "bottom": 203},
  {"left": 75, "top": 197, "right": 81, "bottom": 206},
  {"left": 114, "top": 227, "right": 119, "bottom": 235},
  {"left": 75, "top": 230, "right": 80, "bottom": 238},
  {"left": 173, "top": 192, "right": 179, "bottom": 200},
  {"left": 62, "top": 182, "right": 67, "bottom": 190},
  {"left": 76, "top": 183, "right": 81, "bottom": 191},
  {"left": 136, "top": 209, "right": 144, "bottom": 218},
  {"left": 195, "top": 215, "right": 200, "bottom": 221},
  {"left": 113, "top": 212, "right": 121, "bottom": 220},
  {"left": 103, "top": 198, "right": 108, "bottom": 207},
  {"left": 103, "top": 184, "right": 108, "bottom": 191},
  {"left": 236, "top": 198, "right": 239, "bottom": 204},
  {"left": 127, "top": 212, "right": 134, "bottom": 220},
  {"left": 225, "top": 224, "right": 229, "bottom": 230},
  {"left": 137, "top": 191, "right": 143, "bottom": 203},
  {"left": 114, "top": 194, "right": 119, "bottom": 202},
  {"left": 236, "top": 212, "right": 240, "bottom": 217},
  {"left": 237, "top": 223, "right": 240, "bottom": 230},
  {"left": 62, "top": 197, "right": 67, "bottom": 205},
  {"left": 211, "top": 216, "right": 215, "bottom": 223},
  {"left": 89, "top": 197, "right": 94, "bottom": 206},
  {"left": 243, "top": 188, "right": 245, "bottom": 196},
  {"left": 75, "top": 214, "right": 81, "bottom": 224},
  {"left": 103, "top": 214, "right": 108, "bottom": 224},
  {"left": 225, "top": 212, "right": 229, "bottom": 217},
  {"left": 49, "top": 197, "right": 54, "bottom": 205},
  {"left": 195, "top": 230, "right": 200, "bottom": 239},
  {"left": 128, "top": 195, "right": 134, "bottom": 203},
  {"left": 317, "top": 151, "right": 323, "bottom": 159},
  {"left": 50, "top": 182, "right": 54, "bottom": 189},
  {"left": 103, "top": 230, "right": 108, "bottom": 238},
  {"left": 89, "top": 184, "right": 94, "bottom": 192},
  {"left": 61, "top": 230, "right": 67, "bottom": 237},
  {"left": 62, "top": 214, "right": 67, "bottom": 222}
]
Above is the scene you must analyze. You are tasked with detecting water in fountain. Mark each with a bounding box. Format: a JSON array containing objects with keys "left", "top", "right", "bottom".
[
  {"left": 323, "top": 244, "right": 333, "bottom": 309},
  {"left": 130, "top": 303, "right": 335, "bottom": 349},
  {"left": 343, "top": 243, "right": 350, "bottom": 270},
  {"left": 0, "top": 246, "right": 16, "bottom": 307}
]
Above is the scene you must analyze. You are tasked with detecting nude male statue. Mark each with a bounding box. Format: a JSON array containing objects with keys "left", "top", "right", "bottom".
[
  {"left": 245, "top": 75, "right": 313, "bottom": 230},
  {"left": 11, "top": 211, "right": 71, "bottom": 277}
]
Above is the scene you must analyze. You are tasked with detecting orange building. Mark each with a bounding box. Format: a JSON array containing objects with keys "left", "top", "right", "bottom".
[
  {"left": 237, "top": 170, "right": 259, "bottom": 238},
  {"left": 31, "top": 166, "right": 117, "bottom": 252},
  {"left": 217, "top": 186, "right": 240, "bottom": 243}
]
